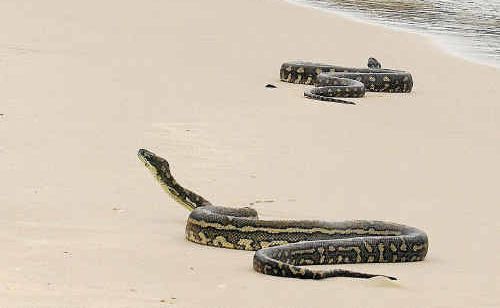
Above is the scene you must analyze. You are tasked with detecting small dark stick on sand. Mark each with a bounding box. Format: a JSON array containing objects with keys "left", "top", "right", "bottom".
[{"left": 265, "top": 84, "right": 277, "bottom": 88}]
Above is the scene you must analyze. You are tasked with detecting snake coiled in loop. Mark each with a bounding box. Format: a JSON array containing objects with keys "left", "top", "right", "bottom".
[
  {"left": 280, "top": 58, "right": 413, "bottom": 103},
  {"left": 138, "top": 149, "right": 428, "bottom": 280}
]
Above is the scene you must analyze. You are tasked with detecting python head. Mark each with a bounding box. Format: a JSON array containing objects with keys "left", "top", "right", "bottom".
[
  {"left": 138, "top": 148, "right": 201, "bottom": 211},
  {"left": 137, "top": 148, "right": 178, "bottom": 197},
  {"left": 138, "top": 148, "right": 171, "bottom": 177}
]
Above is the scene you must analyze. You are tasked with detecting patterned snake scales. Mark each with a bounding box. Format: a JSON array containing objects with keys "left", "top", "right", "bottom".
[
  {"left": 138, "top": 149, "right": 428, "bottom": 280},
  {"left": 280, "top": 58, "right": 413, "bottom": 103}
]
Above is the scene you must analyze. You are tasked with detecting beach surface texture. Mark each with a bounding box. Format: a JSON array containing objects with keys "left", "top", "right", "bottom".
[{"left": 1, "top": 0, "right": 499, "bottom": 307}]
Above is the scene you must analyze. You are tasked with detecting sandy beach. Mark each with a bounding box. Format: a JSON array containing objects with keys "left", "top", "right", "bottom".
[{"left": 1, "top": 0, "right": 499, "bottom": 307}]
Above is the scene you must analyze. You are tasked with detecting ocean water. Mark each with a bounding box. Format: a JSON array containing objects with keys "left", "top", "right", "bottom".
[{"left": 289, "top": 0, "right": 500, "bottom": 68}]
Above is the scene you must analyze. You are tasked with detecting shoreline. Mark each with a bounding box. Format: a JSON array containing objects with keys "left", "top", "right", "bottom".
[
  {"left": 1, "top": 0, "right": 499, "bottom": 307},
  {"left": 286, "top": 0, "right": 500, "bottom": 69}
]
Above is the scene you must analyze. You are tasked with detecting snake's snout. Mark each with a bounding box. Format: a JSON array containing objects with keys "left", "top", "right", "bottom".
[
  {"left": 138, "top": 148, "right": 154, "bottom": 166},
  {"left": 138, "top": 148, "right": 160, "bottom": 163},
  {"left": 137, "top": 148, "right": 171, "bottom": 174},
  {"left": 138, "top": 148, "right": 154, "bottom": 159}
]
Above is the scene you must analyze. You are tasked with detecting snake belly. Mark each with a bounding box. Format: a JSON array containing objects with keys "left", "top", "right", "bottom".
[
  {"left": 138, "top": 149, "right": 428, "bottom": 280},
  {"left": 280, "top": 59, "right": 413, "bottom": 103}
]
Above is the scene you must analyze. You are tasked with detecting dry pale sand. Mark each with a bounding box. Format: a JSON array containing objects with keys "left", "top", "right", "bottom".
[{"left": 1, "top": 0, "right": 499, "bottom": 307}]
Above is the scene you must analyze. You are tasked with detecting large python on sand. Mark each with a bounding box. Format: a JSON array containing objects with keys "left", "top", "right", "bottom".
[
  {"left": 280, "top": 58, "right": 413, "bottom": 103},
  {"left": 138, "top": 149, "right": 428, "bottom": 280}
]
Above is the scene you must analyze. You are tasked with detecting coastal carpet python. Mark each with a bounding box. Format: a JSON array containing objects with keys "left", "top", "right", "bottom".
[
  {"left": 280, "top": 58, "right": 413, "bottom": 104},
  {"left": 138, "top": 149, "right": 428, "bottom": 280}
]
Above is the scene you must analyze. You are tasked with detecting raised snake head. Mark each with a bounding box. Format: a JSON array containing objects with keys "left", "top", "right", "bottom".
[
  {"left": 138, "top": 148, "right": 172, "bottom": 180},
  {"left": 138, "top": 148, "right": 202, "bottom": 211}
]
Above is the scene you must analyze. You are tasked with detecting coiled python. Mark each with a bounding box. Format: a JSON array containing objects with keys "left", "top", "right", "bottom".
[
  {"left": 138, "top": 149, "right": 428, "bottom": 280},
  {"left": 280, "top": 58, "right": 413, "bottom": 103}
]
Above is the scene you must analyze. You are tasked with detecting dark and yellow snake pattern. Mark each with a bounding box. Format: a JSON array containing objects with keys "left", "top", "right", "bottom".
[
  {"left": 138, "top": 149, "right": 428, "bottom": 280},
  {"left": 280, "top": 58, "right": 413, "bottom": 103}
]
